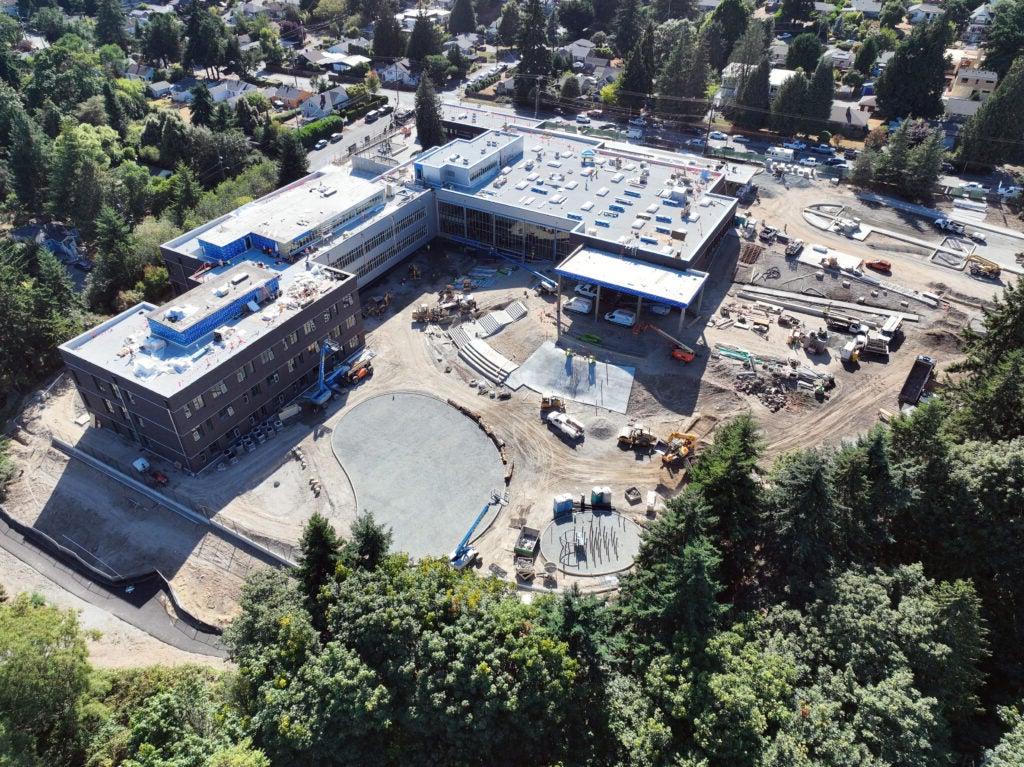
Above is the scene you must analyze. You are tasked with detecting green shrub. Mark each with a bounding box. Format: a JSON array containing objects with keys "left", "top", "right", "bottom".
[{"left": 295, "top": 114, "right": 346, "bottom": 147}]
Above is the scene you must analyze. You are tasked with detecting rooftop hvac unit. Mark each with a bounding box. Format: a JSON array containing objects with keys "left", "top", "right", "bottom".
[
  {"left": 321, "top": 188, "right": 337, "bottom": 197},
  {"left": 671, "top": 228, "right": 687, "bottom": 241},
  {"left": 230, "top": 272, "right": 250, "bottom": 285},
  {"left": 213, "top": 284, "right": 230, "bottom": 297}
]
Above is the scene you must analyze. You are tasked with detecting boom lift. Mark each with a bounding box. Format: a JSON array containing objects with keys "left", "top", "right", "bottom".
[
  {"left": 450, "top": 490, "right": 502, "bottom": 569},
  {"left": 634, "top": 323, "right": 697, "bottom": 362},
  {"left": 965, "top": 254, "right": 1001, "bottom": 279},
  {"left": 303, "top": 338, "right": 340, "bottom": 408}
]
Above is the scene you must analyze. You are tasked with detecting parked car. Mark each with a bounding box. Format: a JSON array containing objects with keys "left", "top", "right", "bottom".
[
  {"left": 604, "top": 308, "right": 637, "bottom": 327},
  {"left": 364, "top": 110, "right": 379, "bottom": 123},
  {"left": 732, "top": 134, "right": 750, "bottom": 143},
  {"left": 865, "top": 259, "right": 891, "bottom": 273},
  {"left": 824, "top": 157, "right": 847, "bottom": 166},
  {"left": 811, "top": 144, "right": 835, "bottom": 155},
  {"left": 799, "top": 157, "right": 820, "bottom": 167},
  {"left": 783, "top": 140, "right": 807, "bottom": 150},
  {"left": 564, "top": 297, "right": 593, "bottom": 314},
  {"left": 72, "top": 259, "right": 93, "bottom": 272},
  {"left": 575, "top": 282, "right": 599, "bottom": 298},
  {"left": 941, "top": 161, "right": 955, "bottom": 173},
  {"left": 646, "top": 302, "right": 671, "bottom": 316},
  {"left": 314, "top": 139, "right": 328, "bottom": 150},
  {"left": 759, "top": 226, "right": 778, "bottom": 243},
  {"left": 685, "top": 138, "right": 706, "bottom": 148},
  {"left": 844, "top": 148, "right": 859, "bottom": 160},
  {"left": 575, "top": 115, "right": 591, "bottom": 124},
  {"left": 709, "top": 130, "right": 728, "bottom": 140},
  {"left": 586, "top": 108, "right": 603, "bottom": 117},
  {"left": 379, "top": 105, "right": 394, "bottom": 116}
]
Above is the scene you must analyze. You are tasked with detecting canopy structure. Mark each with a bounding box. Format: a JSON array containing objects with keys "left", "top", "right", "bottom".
[{"left": 555, "top": 246, "right": 707, "bottom": 309}]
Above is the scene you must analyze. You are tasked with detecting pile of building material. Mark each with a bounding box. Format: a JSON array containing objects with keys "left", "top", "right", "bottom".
[{"left": 734, "top": 373, "right": 790, "bottom": 412}]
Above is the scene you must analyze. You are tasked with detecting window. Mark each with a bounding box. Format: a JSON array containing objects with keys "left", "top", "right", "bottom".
[
  {"left": 344, "top": 315, "right": 356, "bottom": 330},
  {"left": 191, "top": 394, "right": 205, "bottom": 411},
  {"left": 92, "top": 375, "right": 108, "bottom": 393},
  {"left": 323, "top": 311, "right": 331, "bottom": 323},
  {"left": 250, "top": 383, "right": 261, "bottom": 397},
  {"left": 125, "top": 390, "right": 135, "bottom": 405},
  {"left": 303, "top": 320, "right": 316, "bottom": 335},
  {"left": 219, "top": 405, "right": 235, "bottom": 420},
  {"left": 286, "top": 331, "right": 298, "bottom": 347},
  {"left": 287, "top": 358, "right": 297, "bottom": 373},
  {"left": 103, "top": 399, "right": 115, "bottom": 414},
  {"left": 192, "top": 423, "right": 205, "bottom": 441},
  {"left": 341, "top": 294, "right": 354, "bottom": 308},
  {"left": 260, "top": 349, "right": 275, "bottom": 364},
  {"left": 236, "top": 368, "right": 246, "bottom": 383},
  {"left": 348, "top": 336, "right": 360, "bottom": 350},
  {"left": 210, "top": 381, "right": 228, "bottom": 399},
  {"left": 266, "top": 372, "right": 280, "bottom": 386},
  {"left": 183, "top": 403, "right": 192, "bottom": 419}
]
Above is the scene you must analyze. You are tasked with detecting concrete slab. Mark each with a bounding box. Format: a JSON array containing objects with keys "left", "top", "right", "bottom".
[
  {"left": 539, "top": 510, "right": 641, "bottom": 576},
  {"left": 505, "top": 341, "right": 636, "bottom": 414},
  {"left": 331, "top": 392, "right": 505, "bottom": 559}
]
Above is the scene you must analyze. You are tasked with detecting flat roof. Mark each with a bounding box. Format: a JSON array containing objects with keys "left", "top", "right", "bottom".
[
  {"left": 555, "top": 246, "right": 707, "bottom": 308},
  {"left": 415, "top": 131, "right": 521, "bottom": 172},
  {"left": 61, "top": 262, "right": 352, "bottom": 397},
  {"left": 167, "top": 169, "right": 383, "bottom": 257},
  {"left": 465, "top": 130, "right": 736, "bottom": 261},
  {"left": 147, "top": 262, "right": 272, "bottom": 335}
]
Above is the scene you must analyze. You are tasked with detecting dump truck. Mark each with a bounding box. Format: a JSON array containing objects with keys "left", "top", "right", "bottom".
[
  {"left": 618, "top": 425, "right": 657, "bottom": 450},
  {"left": 898, "top": 355, "right": 936, "bottom": 406},
  {"left": 547, "top": 411, "right": 585, "bottom": 441},
  {"left": 934, "top": 218, "right": 966, "bottom": 236}
]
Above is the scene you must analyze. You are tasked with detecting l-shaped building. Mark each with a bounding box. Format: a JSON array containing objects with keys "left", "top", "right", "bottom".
[{"left": 60, "top": 126, "right": 743, "bottom": 473}]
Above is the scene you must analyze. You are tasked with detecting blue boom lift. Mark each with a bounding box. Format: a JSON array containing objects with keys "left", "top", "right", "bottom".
[
  {"left": 450, "top": 490, "right": 502, "bottom": 569},
  {"left": 303, "top": 338, "right": 340, "bottom": 408}
]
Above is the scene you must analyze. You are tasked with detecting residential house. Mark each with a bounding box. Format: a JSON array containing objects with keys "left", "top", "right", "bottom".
[
  {"left": 697, "top": 0, "right": 722, "bottom": 12},
  {"left": 850, "top": 0, "right": 882, "bottom": 18},
  {"left": 769, "top": 38, "right": 789, "bottom": 66},
  {"left": 829, "top": 100, "right": 869, "bottom": 137},
  {"left": 823, "top": 47, "right": 855, "bottom": 70},
  {"left": 237, "top": 34, "right": 261, "bottom": 54},
  {"left": 719, "top": 61, "right": 756, "bottom": 100},
  {"left": 943, "top": 96, "right": 984, "bottom": 119},
  {"left": 907, "top": 3, "right": 943, "bottom": 23},
  {"left": 379, "top": 58, "right": 419, "bottom": 86},
  {"left": 812, "top": 1, "right": 834, "bottom": 13},
  {"left": 769, "top": 68, "right": 799, "bottom": 97},
  {"left": 264, "top": 83, "right": 313, "bottom": 108},
  {"left": 559, "top": 38, "right": 596, "bottom": 62},
  {"left": 125, "top": 61, "right": 155, "bottom": 82},
  {"left": 965, "top": 4, "right": 994, "bottom": 42},
  {"left": 147, "top": 80, "right": 174, "bottom": 98},
  {"left": 240, "top": 0, "right": 300, "bottom": 18},
  {"left": 442, "top": 33, "right": 484, "bottom": 57},
  {"left": 394, "top": 8, "right": 450, "bottom": 30},
  {"left": 208, "top": 80, "right": 262, "bottom": 106},
  {"left": 949, "top": 65, "right": 998, "bottom": 99},
  {"left": 327, "top": 37, "right": 371, "bottom": 55},
  {"left": 858, "top": 93, "right": 877, "bottom": 113},
  {"left": 300, "top": 85, "right": 351, "bottom": 121},
  {"left": 296, "top": 47, "right": 348, "bottom": 70},
  {"left": 0, "top": 0, "right": 18, "bottom": 16}
]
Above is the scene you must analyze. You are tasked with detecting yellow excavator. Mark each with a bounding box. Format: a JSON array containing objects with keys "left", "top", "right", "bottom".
[
  {"left": 966, "top": 254, "right": 1001, "bottom": 279},
  {"left": 661, "top": 432, "right": 699, "bottom": 466}
]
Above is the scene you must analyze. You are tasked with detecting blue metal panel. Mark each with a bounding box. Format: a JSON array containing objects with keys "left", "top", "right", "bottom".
[{"left": 148, "top": 277, "right": 280, "bottom": 346}]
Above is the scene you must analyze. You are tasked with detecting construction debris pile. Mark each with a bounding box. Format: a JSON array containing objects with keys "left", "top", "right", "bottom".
[{"left": 717, "top": 343, "right": 836, "bottom": 412}]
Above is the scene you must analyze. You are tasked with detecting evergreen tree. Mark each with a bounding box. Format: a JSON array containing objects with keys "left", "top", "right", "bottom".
[
  {"left": 142, "top": 12, "right": 183, "bottom": 67},
  {"left": 211, "top": 101, "right": 234, "bottom": 132},
  {"left": 8, "top": 110, "right": 48, "bottom": 214},
  {"left": 406, "top": 12, "right": 442, "bottom": 62},
  {"left": 190, "top": 82, "right": 214, "bottom": 127},
  {"left": 874, "top": 117, "right": 911, "bottom": 187},
  {"left": 95, "top": 0, "right": 128, "bottom": 48},
  {"left": 727, "top": 57, "right": 769, "bottom": 128},
  {"left": 804, "top": 57, "right": 835, "bottom": 134},
  {"left": 653, "top": 0, "right": 693, "bottom": 21},
  {"left": 617, "top": 25, "right": 654, "bottom": 109},
  {"left": 700, "top": 18, "right": 727, "bottom": 71},
  {"left": 709, "top": 0, "right": 751, "bottom": 60},
  {"left": 874, "top": 19, "right": 948, "bottom": 119},
  {"left": 276, "top": 131, "right": 308, "bottom": 186},
  {"left": 88, "top": 205, "right": 141, "bottom": 311},
  {"left": 958, "top": 57, "right": 1024, "bottom": 167},
  {"left": 785, "top": 31, "right": 822, "bottom": 72},
  {"left": 168, "top": 162, "right": 201, "bottom": 226},
  {"left": 449, "top": 0, "right": 476, "bottom": 34},
  {"left": 561, "top": 74, "right": 581, "bottom": 99},
  {"left": 295, "top": 512, "right": 342, "bottom": 620},
  {"left": 779, "top": 0, "right": 810, "bottom": 19},
  {"left": 184, "top": 1, "right": 227, "bottom": 78},
  {"left": 983, "top": 0, "right": 1024, "bottom": 78},
  {"left": 102, "top": 81, "right": 127, "bottom": 138},
  {"left": 498, "top": 1, "right": 521, "bottom": 46},
  {"left": 854, "top": 34, "right": 879, "bottom": 75},
  {"left": 372, "top": 12, "right": 405, "bottom": 59},
  {"left": 341, "top": 512, "right": 392, "bottom": 571},
  {"left": 613, "top": 0, "right": 641, "bottom": 57},
  {"left": 515, "top": 0, "right": 551, "bottom": 104},
  {"left": 729, "top": 17, "right": 768, "bottom": 65},
  {"left": 414, "top": 74, "right": 445, "bottom": 149},
  {"left": 770, "top": 69, "right": 808, "bottom": 134},
  {"left": 559, "top": 0, "right": 594, "bottom": 39}
]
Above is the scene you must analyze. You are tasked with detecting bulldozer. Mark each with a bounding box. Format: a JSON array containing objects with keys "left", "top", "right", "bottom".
[
  {"left": 618, "top": 424, "right": 657, "bottom": 450},
  {"left": 661, "top": 432, "right": 699, "bottom": 466},
  {"left": 966, "top": 254, "right": 1001, "bottom": 279},
  {"left": 541, "top": 395, "right": 566, "bottom": 412}
]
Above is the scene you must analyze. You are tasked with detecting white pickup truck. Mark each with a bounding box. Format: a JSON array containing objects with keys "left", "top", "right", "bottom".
[{"left": 546, "top": 411, "right": 585, "bottom": 441}]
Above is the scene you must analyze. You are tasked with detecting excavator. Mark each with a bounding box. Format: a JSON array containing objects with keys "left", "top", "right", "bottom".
[
  {"left": 966, "top": 254, "right": 1001, "bottom": 279},
  {"left": 661, "top": 432, "right": 699, "bottom": 466}
]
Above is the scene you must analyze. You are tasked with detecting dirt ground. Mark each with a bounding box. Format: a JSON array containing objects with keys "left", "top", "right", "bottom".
[{"left": 4, "top": 168, "right": 1018, "bottom": 663}]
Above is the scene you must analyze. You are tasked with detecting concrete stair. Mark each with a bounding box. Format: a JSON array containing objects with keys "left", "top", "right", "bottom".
[
  {"left": 505, "top": 300, "right": 528, "bottom": 321},
  {"left": 477, "top": 313, "right": 503, "bottom": 336},
  {"left": 448, "top": 324, "right": 473, "bottom": 350},
  {"left": 458, "top": 338, "right": 518, "bottom": 384}
]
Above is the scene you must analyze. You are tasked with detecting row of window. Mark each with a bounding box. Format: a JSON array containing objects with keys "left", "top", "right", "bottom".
[{"left": 357, "top": 226, "right": 428, "bottom": 278}]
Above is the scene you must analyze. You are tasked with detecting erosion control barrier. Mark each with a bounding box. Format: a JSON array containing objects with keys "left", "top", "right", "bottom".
[
  {"left": 0, "top": 504, "right": 223, "bottom": 641},
  {"left": 50, "top": 437, "right": 296, "bottom": 569}
]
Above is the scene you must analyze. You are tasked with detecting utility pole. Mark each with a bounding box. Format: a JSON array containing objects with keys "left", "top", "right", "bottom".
[
  {"left": 703, "top": 105, "right": 715, "bottom": 156},
  {"left": 534, "top": 76, "right": 542, "bottom": 119}
]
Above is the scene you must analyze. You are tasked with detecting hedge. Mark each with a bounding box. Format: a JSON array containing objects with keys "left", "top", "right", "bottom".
[{"left": 295, "top": 114, "right": 347, "bottom": 147}]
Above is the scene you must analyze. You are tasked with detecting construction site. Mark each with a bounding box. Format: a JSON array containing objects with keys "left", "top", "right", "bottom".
[{"left": 3, "top": 143, "right": 1019, "bottom": 657}]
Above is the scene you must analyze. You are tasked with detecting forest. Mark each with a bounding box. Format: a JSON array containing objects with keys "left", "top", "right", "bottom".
[{"left": 2, "top": 283, "right": 1024, "bottom": 766}]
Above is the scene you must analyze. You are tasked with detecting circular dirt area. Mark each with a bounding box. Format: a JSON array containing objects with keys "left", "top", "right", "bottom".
[
  {"left": 540, "top": 510, "right": 642, "bottom": 576},
  {"left": 331, "top": 392, "right": 505, "bottom": 559}
]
